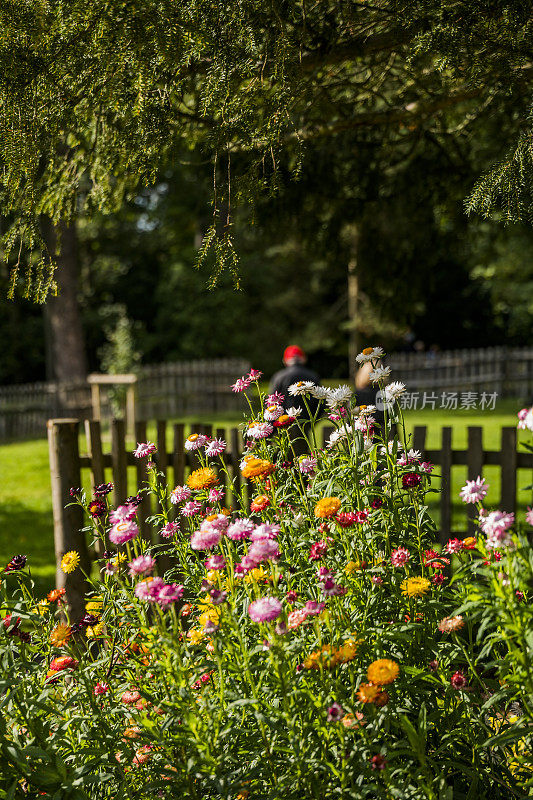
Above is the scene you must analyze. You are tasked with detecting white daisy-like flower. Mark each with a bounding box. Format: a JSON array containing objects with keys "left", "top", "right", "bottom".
[
  {"left": 247, "top": 422, "right": 274, "bottom": 439},
  {"left": 286, "top": 406, "right": 303, "bottom": 417},
  {"left": 356, "top": 346, "right": 384, "bottom": 364},
  {"left": 310, "top": 385, "right": 330, "bottom": 400},
  {"left": 358, "top": 404, "right": 376, "bottom": 415},
  {"left": 288, "top": 381, "right": 315, "bottom": 396},
  {"left": 383, "top": 381, "right": 406, "bottom": 402},
  {"left": 264, "top": 403, "right": 284, "bottom": 421},
  {"left": 326, "top": 385, "right": 353, "bottom": 408},
  {"left": 326, "top": 424, "right": 353, "bottom": 448},
  {"left": 369, "top": 366, "right": 391, "bottom": 384}
]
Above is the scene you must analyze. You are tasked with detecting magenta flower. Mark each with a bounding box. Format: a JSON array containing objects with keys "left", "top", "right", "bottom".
[
  {"left": 208, "top": 487, "right": 225, "bottom": 502},
  {"left": 206, "top": 438, "right": 226, "bottom": 456},
  {"left": 109, "top": 503, "right": 137, "bottom": 525},
  {"left": 231, "top": 376, "right": 252, "bottom": 393},
  {"left": 327, "top": 702, "right": 344, "bottom": 722},
  {"left": 390, "top": 547, "right": 410, "bottom": 567},
  {"left": 402, "top": 473, "right": 422, "bottom": 488},
  {"left": 227, "top": 518, "right": 255, "bottom": 540},
  {"left": 248, "top": 369, "right": 262, "bottom": 380},
  {"left": 181, "top": 501, "right": 202, "bottom": 517},
  {"left": 160, "top": 521, "right": 180, "bottom": 539},
  {"left": 135, "top": 577, "right": 165, "bottom": 601},
  {"left": 250, "top": 523, "right": 280, "bottom": 540},
  {"left": 128, "top": 555, "right": 155, "bottom": 577},
  {"left": 480, "top": 510, "right": 514, "bottom": 549},
  {"left": 445, "top": 538, "right": 464, "bottom": 554},
  {"left": 248, "top": 539, "right": 280, "bottom": 563},
  {"left": 266, "top": 392, "right": 285, "bottom": 405},
  {"left": 94, "top": 682, "right": 109, "bottom": 696},
  {"left": 527, "top": 507, "right": 533, "bottom": 526},
  {"left": 133, "top": 442, "right": 157, "bottom": 458},
  {"left": 299, "top": 456, "right": 317, "bottom": 474},
  {"left": 460, "top": 476, "right": 488, "bottom": 504},
  {"left": 109, "top": 521, "right": 139, "bottom": 545},
  {"left": 205, "top": 554, "right": 226, "bottom": 570},
  {"left": 156, "top": 583, "right": 184, "bottom": 607},
  {"left": 190, "top": 526, "right": 223, "bottom": 550},
  {"left": 170, "top": 485, "right": 192, "bottom": 504},
  {"left": 304, "top": 600, "right": 325, "bottom": 616},
  {"left": 248, "top": 596, "right": 282, "bottom": 623}
]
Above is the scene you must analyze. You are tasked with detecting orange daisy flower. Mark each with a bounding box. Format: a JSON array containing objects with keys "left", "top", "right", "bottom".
[
  {"left": 187, "top": 467, "right": 218, "bottom": 491},
  {"left": 367, "top": 658, "right": 400, "bottom": 685},
  {"left": 49, "top": 624, "right": 72, "bottom": 648},
  {"left": 314, "top": 497, "right": 341, "bottom": 518}
]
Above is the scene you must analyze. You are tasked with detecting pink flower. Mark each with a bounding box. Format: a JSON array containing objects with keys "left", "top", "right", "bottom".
[
  {"left": 133, "top": 442, "right": 157, "bottom": 458},
  {"left": 232, "top": 376, "right": 252, "bottom": 393},
  {"left": 109, "top": 521, "right": 139, "bottom": 545},
  {"left": 327, "top": 702, "right": 344, "bottom": 722},
  {"left": 299, "top": 456, "right": 317, "bottom": 474},
  {"left": 181, "top": 501, "right": 202, "bottom": 517},
  {"left": 480, "top": 510, "right": 515, "bottom": 549},
  {"left": 135, "top": 577, "right": 165, "bottom": 601},
  {"left": 227, "top": 518, "right": 255, "bottom": 540},
  {"left": 170, "top": 485, "right": 192, "bottom": 504},
  {"left": 208, "top": 487, "right": 225, "bottom": 502},
  {"left": 304, "top": 600, "right": 325, "bottom": 616},
  {"left": 248, "top": 369, "right": 262, "bottom": 380},
  {"left": 128, "top": 555, "right": 155, "bottom": 576},
  {"left": 445, "top": 538, "right": 464, "bottom": 554},
  {"left": 247, "top": 422, "right": 274, "bottom": 439},
  {"left": 109, "top": 503, "right": 137, "bottom": 525},
  {"left": 248, "top": 539, "right": 280, "bottom": 563},
  {"left": 287, "top": 608, "right": 308, "bottom": 630},
  {"left": 402, "top": 473, "right": 422, "bottom": 488},
  {"left": 190, "top": 526, "right": 222, "bottom": 550},
  {"left": 390, "top": 547, "right": 410, "bottom": 567},
  {"left": 336, "top": 512, "right": 358, "bottom": 528},
  {"left": 185, "top": 434, "right": 208, "bottom": 451},
  {"left": 451, "top": 670, "right": 467, "bottom": 690},
  {"left": 267, "top": 392, "right": 285, "bottom": 405},
  {"left": 420, "top": 462, "right": 434, "bottom": 473},
  {"left": 205, "top": 439, "right": 226, "bottom": 457},
  {"left": 205, "top": 554, "right": 226, "bottom": 570},
  {"left": 371, "top": 575, "right": 383, "bottom": 585},
  {"left": 264, "top": 404, "right": 284, "bottom": 421},
  {"left": 526, "top": 507, "right": 533, "bottom": 526},
  {"left": 205, "top": 514, "right": 230, "bottom": 532},
  {"left": 309, "top": 541, "right": 328, "bottom": 561},
  {"left": 156, "top": 583, "right": 184, "bottom": 607},
  {"left": 518, "top": 407, "right": 533, "bottom": 431},
  {"left": 94, "top": 682, "right": 109, "bottom": 696},
  {"left": 250, "top": 523, "right": 280, "bottom": 540},
  {"left": 238, "top": 554, "right": 259, "bottom": 572},
  {"left": 321, "top": 577, "right": 344, "bottom": 597},
  {"left": 248, "top": 596, "right": 282, "bottom": 623},
  {"left": 160, "top": 521, "right": 179, "bottom": 538},
  {"left": 460, "top": 477, "right": 488, "bottom": 504}
]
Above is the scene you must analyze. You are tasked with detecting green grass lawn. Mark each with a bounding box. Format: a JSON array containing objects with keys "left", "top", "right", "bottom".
[{"left": 1, "top": 401, "right": 531, "bottom": 596}]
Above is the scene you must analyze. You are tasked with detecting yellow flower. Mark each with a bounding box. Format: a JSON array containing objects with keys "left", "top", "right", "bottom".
[
  {"left": 187, "top": 467, "right": 218, "bottom": 491},
  {"left": 314, "top": 497, "right": 341, "bottom": 518},
  {"left": 244, "top": 565, "right": 270, "bottom": 584},
  {"left": 187, "top": 628, "right": 204, "bottom": 645},
  {"left": 462, "top": 536, "right": 477, "bottom": 549},
  {"left": 337, "top": 639, "right": 361, "bottom": 663},
  {"left": 60, "top": 551, "right": 80, "bottom": 574},
  {"left": 198, "top": 602, "right": 221, "bottom": 627},
  {"left": 86, "top": 620, "right": 106, "bottom": 639},
  {"left": 401, "top": 576, "right": 431, "bottom": 598},
  {"left": 34, "top": 599, "right": 50, "bottom": 616},
  {"left": 111, "top": 553, "right": 127, "bottom": 567},
  {"left": 357, "top": 683, "right": 382, "bottom": 704},
  {"left": 50, "top": 624, "right": 72, "bottom": 648},
  {"left": 241, "top": 456, "right": 275, "bottom": 479},
  {"left": 86, "top": 596, "right": 103, "bottom": 616},
  {"left": 367, "top": 658, "right": 400, "bottom": 685}
]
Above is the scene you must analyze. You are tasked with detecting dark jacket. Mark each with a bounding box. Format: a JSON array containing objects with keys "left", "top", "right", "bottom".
[{"left": 269, "top": 364, "right": 321, "bottom": 419}]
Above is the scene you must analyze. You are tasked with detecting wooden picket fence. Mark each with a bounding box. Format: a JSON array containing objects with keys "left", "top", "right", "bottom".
[{"left": 47, "top": 417, "right": 533, "bottom": 618}]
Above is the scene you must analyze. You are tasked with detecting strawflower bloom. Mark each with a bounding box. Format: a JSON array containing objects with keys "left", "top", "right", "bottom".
[
  {"left": 527, "top": 507, "right": 533, "bottom": 526},
  {"left": 401, "top": 577, "right": 431, "bottom": 598},
  {"left": 181, "top": 500, "right": 202, "bottom": 517},
  {"left": 370, "top": 754, "right": 387, "bottom": 771},
  {"left": 232, "top": 376, "right": 252, "bottom": 393},
  {"left": 480, "top": 510, "right": 515, "bottom": 549},
  {"left": 251, "top": 495, "right": 270, "bottom": 512},
  {"left": 390, "top": 547, "right": 410, "bottom": 568},
  {"left": 128, "top": 555, "right": 155, "bottom": 577},
  {"left": 88, "top": 499, "right": 106, "bottom": 518},
  {"left": 50, "top": 624, "right": 72, "bottom": 647},
  {"left": 356, "top": 346, "right": 384, "bottom": 364},
  {"left": 49, "top": 656, "right": 78, "bottom": 673},
  {"left": 170, "top": 485, "right": 192, "bottom": 504},
  {"left": 367, "top": 659, "right": 399, "bottom": 685},
  {"left": 156, "top": 583, "right": 185, "bottom": 607},
  {"left": 369, "top": 365, "right": 391, "bottom": 383},
  {"left": 109, "top": 520, "right": 139, "bottom": 545},
  {"left": 187, "top": 467, "right": 218, "bottom": 491},
  {"left": 205, "top": 438, "right": 226, "bottom": 456},
  {"left": 309, "top": 541, "right": 328, "bottom": 560},
  {"left": 248, "top": 596, "right": 282, "bottom": 623},
  {"left": 185, "top": 433, "right": 208, "bottom": 451},
  {"left": 5, "top": 554, "right": 27, "bottom": 572},
  {"left": 314, "top": 497, "right": 341, "bottom": 518},
  {"left": 445, "top": 538, "right": 465, "bottom": 554},
  {"left": 288, "top": 380, "right": 315, "bottom": 395},
  {"left": 94, "top": 482, "right": 113, "bottom": 496},
  {"left": 342, "top": 712, "right": 365, "bottom": 729},
  {"left": 133, "top": 442, "right": 157, "bottom": 458},
  {"left": 299, "top": 455, "right": 317, "bottom": 474},
  {"left": 47, "top": 588, "right": 66, "bottom": 603},
  {"left": 227, "top": 518, "right": 255, "bottom": 540},
  {"left": 438, "top": 615, "right": 464, "bottom": 633},
  {"left": 403, "top": 473, "right": 422, "bottom": 488},
  {"left": 60, "top": 551, "right": 80, "bottom": 574},
  {"left": 94, "top": 682, "right": 109, "bottom": 696},
  {"left": 160, "top": 521, "right": 179, "bottom": 538},
  {"left": 248, "top": 539, "right": 280, "bottom": 563},
  {"left": 460, "top": 476, "right": 488, "bottom": 504},
  {"left": 190, "top": 526, "right": 223, "bottom": 550},
  {"left": 247, "top": 422, "right": 274, "bottom": 440},
  {"left": 357, "top": 683, "right": 383, "bottom": 704},
  {"left": 327, "top": 702, "right": 344, "bottom": 722},
  {"left": 250, "top": 523, "right": 280, "bottom": 540},
  {"left": 451, "top": 670, "right": 467, "bottom": 690},
  {"left": 205, "top": 554, "right": 226, "bottom": 570},
  {"left": 109, "top": 503, "right": 137, "bottom": 524}
]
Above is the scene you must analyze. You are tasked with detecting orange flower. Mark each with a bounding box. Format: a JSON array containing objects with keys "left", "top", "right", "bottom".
[
  {"left": 49, "top": 624, "right": 72, "bottom": 648},
  {"left": 367, "top": 659, "right": 399, "bottom": 685},
  {"left": 342, "top": 711, "right": 365, "bottom": 729},
  {"left": 241, "top": 457, "right": 275, "bottom": 479},
  {"left": 462, "top": 537, "right": 477, "bottom": 549},
  {"left": 357, "top": 683, "right": 382, "bottom": 704},
  {"left": 49, "top": 655, "right": 78, "bottom": 672},
  {"left": 273, "top": 414, "right": 293, "bottom": 428},
  {"left": 314, "top": 497, "right": 341, "bottom": 518},
  {"left": 47, "top": 588, "right": 66, "bottom": 603},
  {"left": 251, "top": 495, "right": 270, "bottom": 512},
  {"left": 187, "top": 468, "right": 218, "bottom": 491}
]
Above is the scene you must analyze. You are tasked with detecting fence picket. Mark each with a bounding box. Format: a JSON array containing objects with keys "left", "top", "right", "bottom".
[
  {"left": 172, "top": 424, "right": 185, "bottom": 487},
  {"left": 500, "top": 427, "right": 517, "bottom": 514},
  {"left": 134, "top": 420, "right": 151, "bottom": 542},
  {"left": 111, "top": 419, "right": 128, "bottom": 506},
  {"left": 467, "top": 427, "right": 484, "bottom": 535},
  {"left": 439, "top": 427, "right": 453, "bottom": 546}
]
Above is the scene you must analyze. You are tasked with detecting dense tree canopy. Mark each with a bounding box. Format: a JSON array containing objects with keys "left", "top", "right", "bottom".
[{"left": 1, "top": 0, "right": 533, "bottom": 298}]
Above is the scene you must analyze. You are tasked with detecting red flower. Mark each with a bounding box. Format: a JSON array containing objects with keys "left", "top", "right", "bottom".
[
  {"left": 402, "top": 473, "right": 422, "bottom": 488},
  {"left": 251, "top": 495, "right": 270, "bottom": 512},
  {"left": 336, "top": 512, "right": 358, "bottom": 528},
  {"left": 309, "top": 541, "right": 328, "bottom": 561},
  {"left": 88, "top": 499, "right": 106, "bottom": 518},
  {"left": 451, "top": 670, "right": 467, "bottom": 690},
  {"left": 370, "top": 754, "right": 386, "bottom": 770},
  {"left": 371, "top": 498, "right": 384, "bottom": 509}
]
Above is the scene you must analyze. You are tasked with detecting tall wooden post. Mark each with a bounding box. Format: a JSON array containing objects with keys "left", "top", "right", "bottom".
[{"left": 47, "top": 419, "right": 91, "bottom": 621}]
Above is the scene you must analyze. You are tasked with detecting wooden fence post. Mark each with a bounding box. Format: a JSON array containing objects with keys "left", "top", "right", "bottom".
[{"left": 47, "top": 419, "right": 91, "bottom": 621}]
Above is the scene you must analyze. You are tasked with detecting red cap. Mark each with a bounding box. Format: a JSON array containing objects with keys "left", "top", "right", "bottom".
[{"left": 283, "top": 345, "right": 305, "bottom": 361}]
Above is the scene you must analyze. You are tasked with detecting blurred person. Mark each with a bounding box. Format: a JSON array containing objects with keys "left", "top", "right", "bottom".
[
  {"left": 269, "top": 345, "right": 321, "bottom": 455},
  {"left": 355, "top": 361, "right": 385, "bottom": 430}
]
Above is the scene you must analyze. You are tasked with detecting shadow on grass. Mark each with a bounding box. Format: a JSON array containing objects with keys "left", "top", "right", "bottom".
[{"left": 0, "top": 501, "right": 56, "bottom": 596}]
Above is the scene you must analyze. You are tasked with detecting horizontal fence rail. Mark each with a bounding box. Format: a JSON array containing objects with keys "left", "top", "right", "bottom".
[
  {"left": 47, "top": 417, "right": 533, "bottom": 616},
  {"left": 1, "top": 359, "right": 249, "bottom": 442}
]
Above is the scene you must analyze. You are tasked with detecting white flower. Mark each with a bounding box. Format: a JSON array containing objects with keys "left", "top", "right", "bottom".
[
  {"left": 326, "top": 424, "right": 352, "bottom": 448},
  {"left": 383, "top": 381, "right": 406, "bottom": 402},
  {"left": 286, "top": 406, "right": 303, "bottom": 417},
  {"left": 369, "top": 366, "right": 391, "bottom": 384},
  {"left": 310, "top": 386, "right": 330, "bottom": 400},
  {"left": 356, "top": 346, "right": 384, "bottom": 364},
  {"left": 358, "top": 404, "right": 376, "bottom": 415},
  {"left": 292, "top": 512, "right": 305, "bottom": 528},
  {"left": 288, "top": 381, "right": 315, "bottom": 396},
  {"left": 326, "top": 385, "right": 353, "bottom": 408},
  {"left": 264, "top": 403, "right": 284, "bottom": 421},
  {"left": 247, "top": 422, "right": 274, "bottom": 439}
]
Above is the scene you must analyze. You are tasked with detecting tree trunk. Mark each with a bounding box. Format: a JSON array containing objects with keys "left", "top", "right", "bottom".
[
  {"left": 42, "top": 219, "right": 87, "bottom": 383},
  {"left": 346, "top": 224, "right": 360, "bottom": 382}
]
